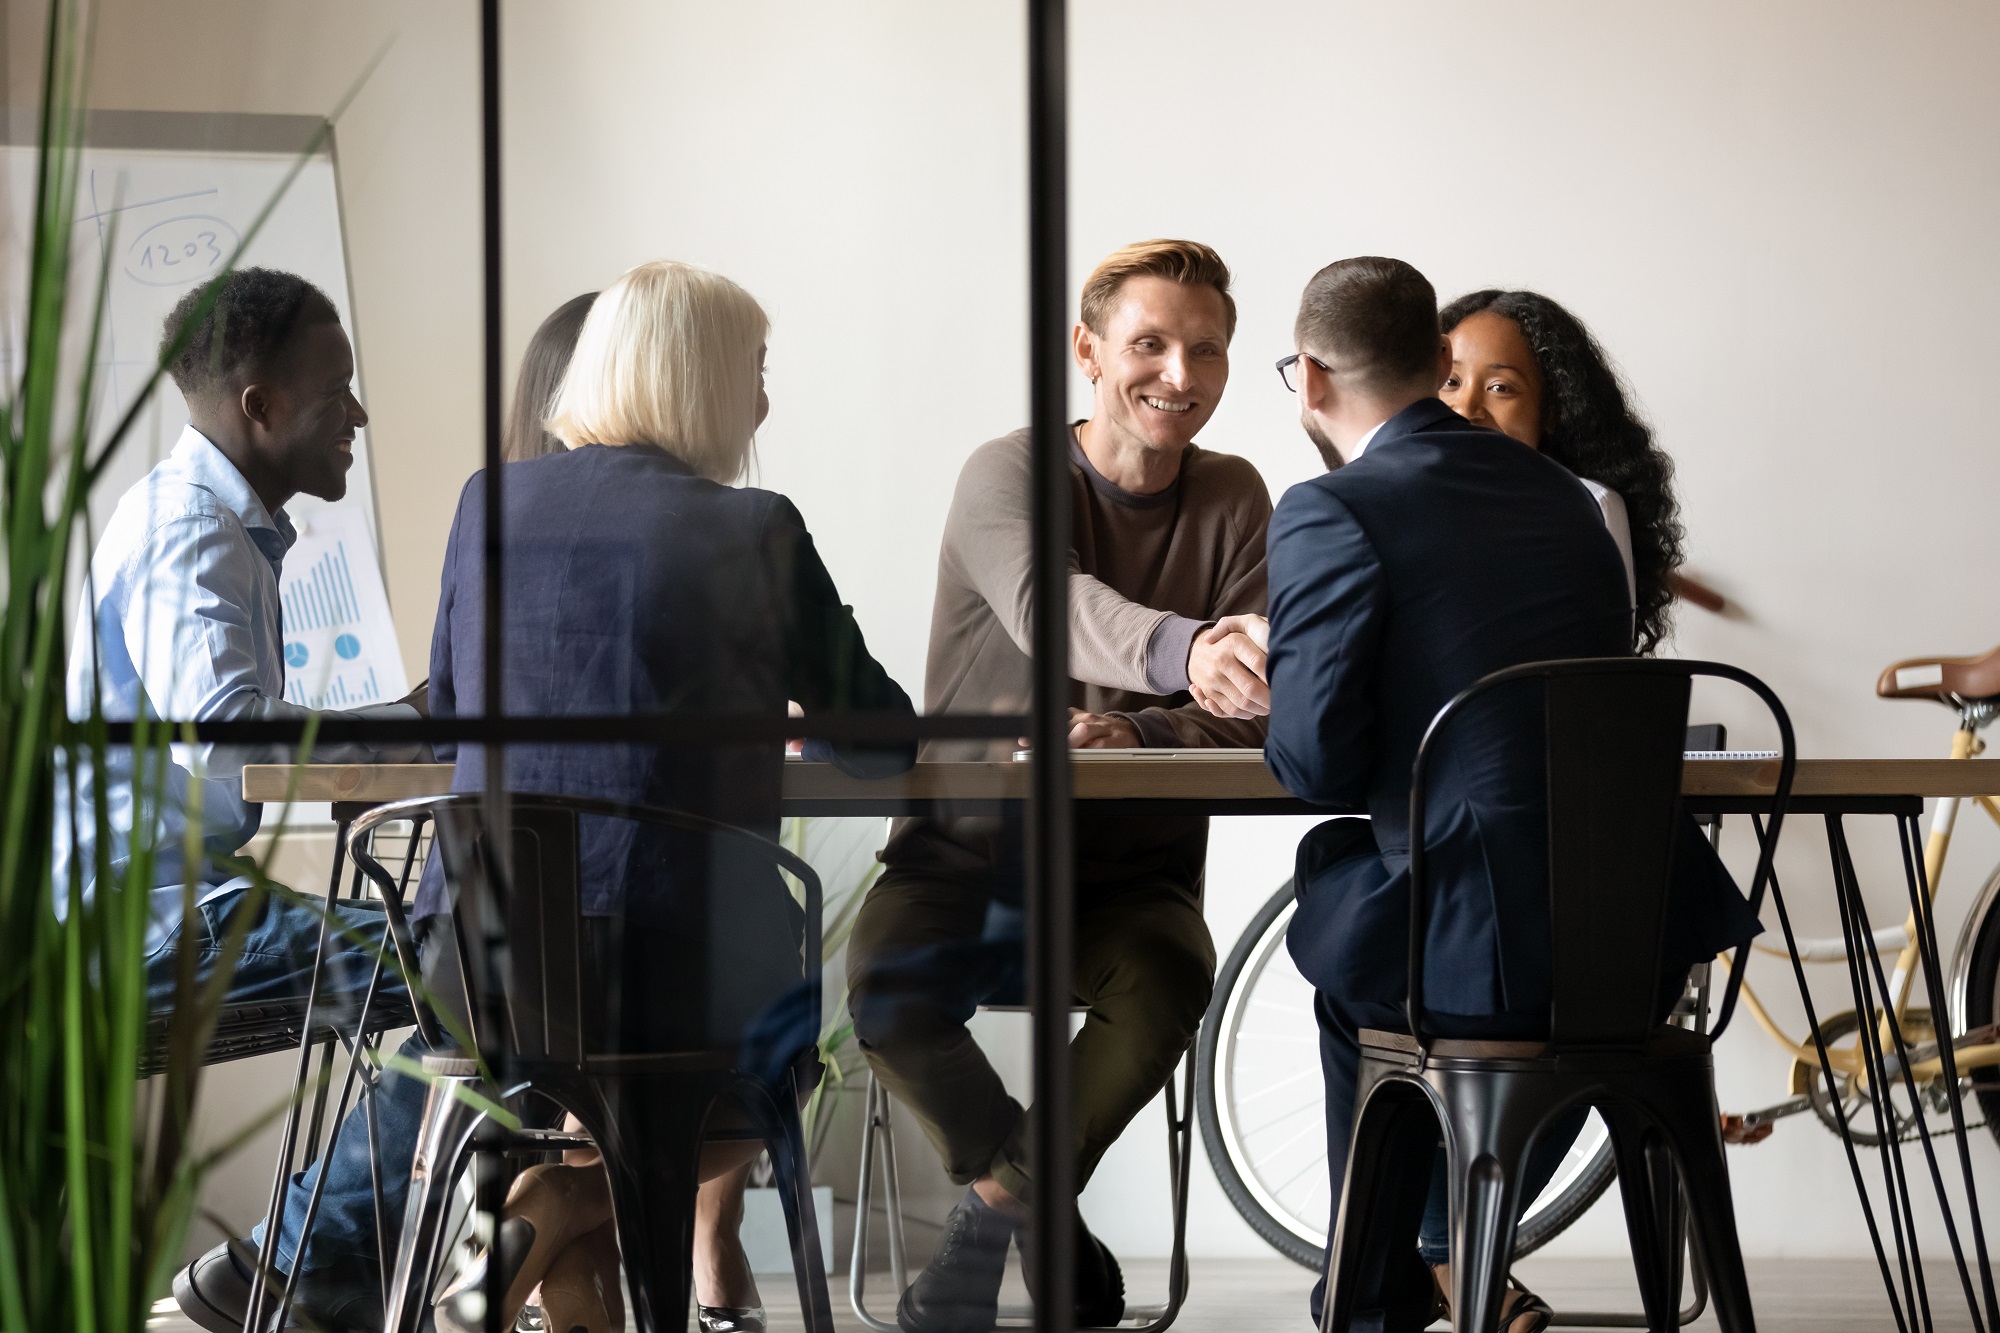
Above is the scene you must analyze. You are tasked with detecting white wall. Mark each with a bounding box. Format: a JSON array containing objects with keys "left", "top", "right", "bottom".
[{"left": 61, "top": 0, "right": 2000, "bottom": 1263}]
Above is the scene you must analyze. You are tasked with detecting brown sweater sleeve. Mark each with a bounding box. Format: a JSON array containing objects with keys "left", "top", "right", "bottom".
[
  {"left": 1114, "top": 471, "right": 1273, "bottom": 748},
  {"left": 943, "top": 432, "right": 1190, "bottom": 694}
]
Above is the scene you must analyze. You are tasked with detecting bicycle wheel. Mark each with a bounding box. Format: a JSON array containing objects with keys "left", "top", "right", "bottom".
[
  {"left": 1960, "top": 863, "right": 2000, "bottom": 1146},
  {"left": 1196, "top": 882, "right": 1617, "bottom": 1270}
]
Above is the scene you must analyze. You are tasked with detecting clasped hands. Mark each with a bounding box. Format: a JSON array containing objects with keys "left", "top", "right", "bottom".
[{"left": 1187, "top": 613, "right": 1269, "bottom": 719}]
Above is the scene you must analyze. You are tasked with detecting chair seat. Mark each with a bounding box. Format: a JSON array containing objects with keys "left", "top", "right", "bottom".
[
  {"left": 422, "top": 1050, "right": 740, "bottom": 1078},
  {"left": 1357, "top": 1024, "right": 1709, "bottom": 1063},
  {"left": 142, "top": 994, "right": 418, "bottom": 1077}
]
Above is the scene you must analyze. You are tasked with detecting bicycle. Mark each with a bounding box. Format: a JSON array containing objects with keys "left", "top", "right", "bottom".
[
  {"left": 1195, "top": 651, "right": 2000, "bottom": 1269},
  {"left": 1722, "top": 648, "right": 2000, "bottom": 1146}
]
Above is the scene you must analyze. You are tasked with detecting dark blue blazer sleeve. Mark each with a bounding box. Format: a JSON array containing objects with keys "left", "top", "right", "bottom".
[
  {"left": 1264, "top": 480, "right": 1386, "bottom": 810},
  {"left": 760, "top": 495, "right": 917, "bottom": 777}
]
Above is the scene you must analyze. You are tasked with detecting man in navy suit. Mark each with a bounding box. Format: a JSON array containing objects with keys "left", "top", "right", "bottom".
[{"left": 1261, "top": 257, "right": 1758, "bottom": 1331}]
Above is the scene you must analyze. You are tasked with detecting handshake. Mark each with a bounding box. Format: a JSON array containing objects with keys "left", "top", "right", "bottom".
[
  {"left": 1031, "top": 613, "right": 1275, "bottom": 752},
  {"left": 1188, "top": 613, "right": 1269, "bottom": 720}
]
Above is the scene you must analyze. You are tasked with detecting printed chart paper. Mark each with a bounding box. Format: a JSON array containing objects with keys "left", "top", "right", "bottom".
[{"left": 279, "top": 505, "right": 408, "bottom": 710}]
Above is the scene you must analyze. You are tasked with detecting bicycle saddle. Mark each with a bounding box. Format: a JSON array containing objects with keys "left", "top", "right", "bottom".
[{"left": 1876, "top": 644, "right": 2000, "bottom": 704}]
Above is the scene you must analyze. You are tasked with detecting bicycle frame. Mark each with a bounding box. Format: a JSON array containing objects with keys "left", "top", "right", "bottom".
[{"left": 1732, "top": 711, "right": 2000, "bottom": 1094}]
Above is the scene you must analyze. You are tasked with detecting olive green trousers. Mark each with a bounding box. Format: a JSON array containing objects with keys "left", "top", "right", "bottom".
[{"left": 845, "top": 870, "right": 1214, "bottom": 1205}]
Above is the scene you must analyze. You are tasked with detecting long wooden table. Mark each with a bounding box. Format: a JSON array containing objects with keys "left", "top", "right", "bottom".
[{"left": 243, "top": 755, "right": 2000, "bottom": 817}]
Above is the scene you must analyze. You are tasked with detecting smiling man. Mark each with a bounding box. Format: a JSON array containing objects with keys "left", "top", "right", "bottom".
[
  {"left": 846, "top": 240, "right": 1271, "bottom": 1333},
  {"left": 56, "top": 269, "right": 429, "bottom": 1331}
]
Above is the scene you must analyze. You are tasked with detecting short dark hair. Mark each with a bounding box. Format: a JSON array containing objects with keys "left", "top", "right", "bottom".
[
  {"left": 504, "top": 292, "right": 597, "bottom": 462},
  {"left": 1293, "top": 256, "right": 1439, "bottom": 395},
  {"left": 160, "top": 267, "right": 340, "bottom": 399}
]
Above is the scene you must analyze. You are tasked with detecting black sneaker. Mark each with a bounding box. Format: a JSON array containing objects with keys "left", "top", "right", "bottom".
[
  {"left": 1075, "top": 1222, "right": 1125, "bottom": 1328},
  {"left": 1017, "top": 1212, "right": 1126, "bottom": 1327},
  {"left": 896, "top": 1186, "right": 1020, "bottom": 1333}
]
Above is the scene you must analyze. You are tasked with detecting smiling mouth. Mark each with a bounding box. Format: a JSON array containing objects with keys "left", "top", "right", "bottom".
[{"left": 1141, "top": 396, "right": 1194, "bottom": 414}]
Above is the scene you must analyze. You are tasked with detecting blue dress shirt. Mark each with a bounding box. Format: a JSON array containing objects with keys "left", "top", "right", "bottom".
[{"left": 55, "top": 426, "right": 420, "bottom": 949}]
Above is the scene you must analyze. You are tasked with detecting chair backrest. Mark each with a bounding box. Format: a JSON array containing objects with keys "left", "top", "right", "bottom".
[
  {"left": 350, "top": 792, "right": 822, "bottom": 1067},
  {"left": 1407, "top": 658, "right": 1793, "bottom": 1051}
]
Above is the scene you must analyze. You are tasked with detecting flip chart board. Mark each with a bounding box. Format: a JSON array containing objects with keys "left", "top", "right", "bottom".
[{"left": 0, "top": 110, "right": 406, "bottom": 707}]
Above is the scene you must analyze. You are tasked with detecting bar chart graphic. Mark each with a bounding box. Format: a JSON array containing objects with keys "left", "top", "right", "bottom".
[
  {"left": 278, "top": 505, "right": 408, "bottom": 711},
  {"left": 283, "top": 540, "right": 364, "bottom": 633}
]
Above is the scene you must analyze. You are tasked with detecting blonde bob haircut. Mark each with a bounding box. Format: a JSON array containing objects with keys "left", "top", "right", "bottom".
[{"left": 545, "top": 260, "right": 769, "bottom": 482}]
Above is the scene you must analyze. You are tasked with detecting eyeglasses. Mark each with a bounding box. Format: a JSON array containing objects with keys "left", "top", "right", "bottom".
[{"left": 1274, "top": 352, "right": 1330, "bottom": 393}]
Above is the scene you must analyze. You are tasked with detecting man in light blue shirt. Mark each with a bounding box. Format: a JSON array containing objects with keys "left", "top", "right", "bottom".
[
  {"left": 65, "top": 268, "right": 426, "bottom": 1331},
  {"left": 60, "top": 266, "right": 424, "bottom": 1000}
]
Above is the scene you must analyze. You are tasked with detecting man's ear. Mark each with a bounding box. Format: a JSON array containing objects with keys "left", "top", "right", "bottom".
[
  {"left": 1433, "top": 335, "right": 1452, "bottom": 392},
  {"left": 238, "top": 382, "right": 273, "bottom": 431},
  {"left": 1299, "top": 353, "right": 1335, "bottom": 414},
  {"left": 1072, "top": 321, "right": 1102, "bottom": 383}
]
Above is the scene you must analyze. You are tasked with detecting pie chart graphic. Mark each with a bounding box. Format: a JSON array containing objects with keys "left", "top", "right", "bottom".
[
  {"left": 284, "top": 642, "right": 309, "bottom": 670},
  {"left": 334, "top": 633, "right": 362, "bottom": 660}
]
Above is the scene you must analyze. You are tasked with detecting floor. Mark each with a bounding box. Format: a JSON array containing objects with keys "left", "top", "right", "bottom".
[{"left": 148, "top": 1255, "right": 1993, "bottom": 1330}]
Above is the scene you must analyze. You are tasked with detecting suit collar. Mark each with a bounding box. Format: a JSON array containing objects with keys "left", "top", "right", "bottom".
[{"left": 1360, "top": 397, "right": 1460, "bottom": 456}]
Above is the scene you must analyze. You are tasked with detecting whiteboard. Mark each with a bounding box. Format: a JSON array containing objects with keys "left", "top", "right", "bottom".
[{"left": 0, "top": 111, "right": 407, "bottom": 709}]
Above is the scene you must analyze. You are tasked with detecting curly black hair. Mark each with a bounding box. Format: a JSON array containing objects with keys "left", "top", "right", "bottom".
[
  {"left": 160, "top": 267, "right": 338, "bottom": 400},
  {"left": 1440, "top": 289, "right": 1684, "bottom": 654}
]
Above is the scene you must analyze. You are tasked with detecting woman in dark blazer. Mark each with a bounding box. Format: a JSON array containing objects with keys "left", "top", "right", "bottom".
[{"left": 423, "top": 261, "right": 915, "bottom": 1332}]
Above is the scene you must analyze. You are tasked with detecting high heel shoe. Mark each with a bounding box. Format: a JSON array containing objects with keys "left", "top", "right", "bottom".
[
  {"left": 539, "top": 1221, "right": 624, "bottom": 1333},
  {"left": 696, "top": 1306, "right": 765, "bottom": 1333},
  {"left": 435, "top": 1164, "right": 615, "bottom": 1333}
]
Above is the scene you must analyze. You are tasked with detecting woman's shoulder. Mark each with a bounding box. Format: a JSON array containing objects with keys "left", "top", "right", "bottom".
[{"left": 1575, "top": 475, "right": 1629, "bottom": 526}]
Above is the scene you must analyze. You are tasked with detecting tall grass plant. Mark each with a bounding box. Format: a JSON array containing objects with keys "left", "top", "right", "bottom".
[{"left": 0, "top": 2, "right": 363, "bottom": 1325}]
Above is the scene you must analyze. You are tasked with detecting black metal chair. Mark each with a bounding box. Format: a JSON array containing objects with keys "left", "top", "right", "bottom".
[
  {"left": 189, "top": 813, "right": 434, "bottom": 1333},
  {"left": 348, "top": 792, "right": 835, "bottom": 1333},
  {"left": 1320, "top": 659, "right": 1795, "bottom": 1333}
]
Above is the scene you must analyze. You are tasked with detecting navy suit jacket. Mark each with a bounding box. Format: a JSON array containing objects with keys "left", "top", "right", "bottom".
[
  {"left": 1265, "top": 399, "right": 1759, "bottom": 1016},
  {"left": 414, "top": 443, "right": 915, "bottom": 928}
]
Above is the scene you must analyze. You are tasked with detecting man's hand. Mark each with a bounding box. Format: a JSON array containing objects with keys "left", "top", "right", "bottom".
[
  {"left": 1187, "top": 614, "right": 1270, "bottom": 719},
  {"left": 1067, "top": 708, "right": 1141, "bottom": 749}
]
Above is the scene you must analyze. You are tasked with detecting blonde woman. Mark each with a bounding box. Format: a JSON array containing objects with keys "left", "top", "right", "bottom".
[{"left": 419, "top": 261, "right": 916, "bottom": 1331}]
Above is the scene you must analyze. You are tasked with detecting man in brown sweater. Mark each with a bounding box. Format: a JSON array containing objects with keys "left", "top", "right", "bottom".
[{"left": 847, "top": 239, "right": 1273, "bottom": 1333}]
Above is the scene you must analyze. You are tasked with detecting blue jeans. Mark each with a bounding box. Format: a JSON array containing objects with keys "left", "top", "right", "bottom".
[
  {"left": 144, "top": 886, "right": 426, "bottom": 1279},
  {"left": 143, "top": 884, "right": 409, "bottom": 1012}
]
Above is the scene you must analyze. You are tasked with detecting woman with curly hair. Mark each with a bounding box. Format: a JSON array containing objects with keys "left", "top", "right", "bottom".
[{"left": 1439, "top": 288, "right": 1687, "bottom": 654}]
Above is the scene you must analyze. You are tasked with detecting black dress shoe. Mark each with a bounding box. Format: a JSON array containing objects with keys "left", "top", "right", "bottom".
[
  {"left": 173, "top": 1241, "right": 387, "bottom": 1333},
  {"left": 174, "top": 1240, "right": 259, "bottom": 1333},
  {"left": 896, "top": 1186, "right": 1019, "bottom": 1333},
  {"left": 697, "top": 1306, "right": 767, "bottom": 1333},
  {"left": 1017, "top": 1212, "right": 1126, "bottom": 1327},
  {"left": 286, "top": 1259, "right": 391, "bottom": 1332}
]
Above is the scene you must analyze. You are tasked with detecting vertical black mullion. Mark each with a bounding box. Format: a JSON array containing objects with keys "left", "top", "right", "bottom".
[
  {"left": 477, "top": 5, "right": 511, "bottom": 1333},
  {"left": 478, "top": 0, "right": 504, "bottom": 823},
  {"left": 1025, "top": 0, "right": 1074, "bottom": 1330}
]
